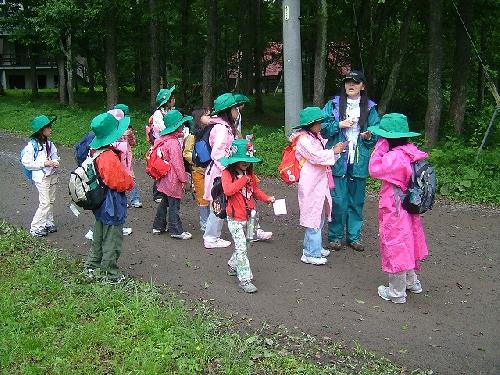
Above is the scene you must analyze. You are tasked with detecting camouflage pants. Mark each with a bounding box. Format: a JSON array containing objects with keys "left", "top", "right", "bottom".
[{"left": 227, "top": 217, "right": 253, "bottom": 283}]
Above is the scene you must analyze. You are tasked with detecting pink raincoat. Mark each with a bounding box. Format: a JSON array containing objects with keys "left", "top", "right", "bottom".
[
  {"left": 203, "top": 119, "right": 235, "bottom": 201},
  {"left": 113, "top": 129, "right": 137, "bottom": 177},
  {"left": 368, "top": 138, "right": 429, "bottom": 273},
  {"left": 156, "top": 133, "right": 188, "bottom": 199},
  {"left": 291, "top": 130, "right": 340, "bottom": 228}
]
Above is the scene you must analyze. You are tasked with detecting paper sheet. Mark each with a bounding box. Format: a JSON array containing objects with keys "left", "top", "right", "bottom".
[{"left": 273, "top": 199, "right": 287, "bottom": 215}]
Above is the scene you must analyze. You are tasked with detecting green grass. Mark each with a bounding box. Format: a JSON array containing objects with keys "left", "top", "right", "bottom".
[
  {"left": 0, "top": 220, "right": 429, "bottom": 374},
  {"left": 1, "top": 89, "right": 499, "bottom": 204}
]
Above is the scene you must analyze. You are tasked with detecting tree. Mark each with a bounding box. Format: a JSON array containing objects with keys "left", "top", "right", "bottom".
[
  {"left": 312, "top": 0, "right": 327, "bottom": 106},
  {"left": 104, "top": 1, "right": 118, "bottom": 109},
  {"left": 424, "top": 0, "right": 443, "bottom": 147},
  {"left": 149, "top": 0, "right": 160, "bottom": 110},
  {"left": 202, "top": 0, "right": 217, "bottom": 108},
  {"left": 253, "top": 0, "right": 264, "bottom": 113}
]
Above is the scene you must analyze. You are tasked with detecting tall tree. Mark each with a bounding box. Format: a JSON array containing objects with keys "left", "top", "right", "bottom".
[
  {"left": 312, "top": 0, "right": 327, "bottom": 106},
  {"left": 28, "top": 47, "right": 39, "bottom": 97},
  {"left": 104, "top": 1, "right": 118, "bottom": 109},
  {"left": 378, "top": 0, "right": 416, "bottom": 115},
  {"left": 202, "top": 0, "right": 217, "bottom": 108},
  {"left": 253, "top": 0, "right": 264, "bottom": 113},
  {"left": 180, "top": 0, "right": 191, "bottom": 102},
  {"left": 424, "top": 0, "right": 443, "bottom": 147},
  {"left": 56, "top": 55, "right": 67, "bottom": 104},
  {"left": 149, "top": 0, "right": 160, "bottom": 110}
]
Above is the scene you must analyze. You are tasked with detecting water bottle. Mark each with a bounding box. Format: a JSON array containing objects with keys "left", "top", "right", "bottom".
[{"left": 246, "top": 210, "right": 257, "bottom": 241}]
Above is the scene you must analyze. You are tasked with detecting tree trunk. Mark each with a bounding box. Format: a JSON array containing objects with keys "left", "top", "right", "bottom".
[
  {"left": 476, "top": 20, "right": 485, "bottom": 106},
  {"left": 149, "top": 0, "right": 160, "bottom": 110},
  {"left": 378, "top": 0, "right": 416, "bottom": 116},
  {"left": 312, "top": 0, "right": 328, "bottom": 106},
  {"left": 202, "top": 0, "right": 217, "bottom": 108},
  {"left": 28, "top": 47, "right": 39, "bottom": 97},
  {"left": 57, "top": 54, "right": 67, "bottom": 104},
  {"left": 104, "top": 11, "right": 118, "bottom": 109},
  {"left": 424, "top": 0, "right": 443, "bottom": 147},
  {"left": 254, "top": 0, "right": 263, "bottom": 113},
  {"left": 180, "top": 0, "right": 190, "bottom": 103},
  {"left": 449, "top": 0, "right": 473, "bottom": 135},
  {"left": 241, "top": 0, "right": 253, "bottom": 94}
]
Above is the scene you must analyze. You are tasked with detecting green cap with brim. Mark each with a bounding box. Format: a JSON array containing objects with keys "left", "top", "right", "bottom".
[
  {"left": 31, "top": 115, "right": 56, "bottom": 134},
  {"left": 156, "top": 86, "right": 176, "bottom": 109},
  {"left": 292, "top": 107, "right": 329, "bottom": 129},
  {"left": 211, "top": 93, "right": 238, "bottom": 115},
  {"left": 234, "top": 94, "right": 250, "bottom": 105},
  {"left": 160, "top": 110, "right": 193, "bottom": 136},
  {"left": 367, "top": 113, "right": 421, "bottom": 139},
  {"left": 113, "top": 104, "right": 130, "bottom": 117},
  {"left": 220, "top": 139, "right": 262, "bottom": 167},
  {"left": 89, "top": 112, "right": 130, "bottom": 149}
]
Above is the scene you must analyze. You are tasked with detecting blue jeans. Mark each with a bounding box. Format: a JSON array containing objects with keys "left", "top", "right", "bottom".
[
  {"left": 303, "top": 215, "right": 325, "bottom": 258},
  {"left": 153, "top": 194, "right": 184, "bottom": 235},
  {"left": 129, "top": 179, "right": 141, "bottom": 204}
]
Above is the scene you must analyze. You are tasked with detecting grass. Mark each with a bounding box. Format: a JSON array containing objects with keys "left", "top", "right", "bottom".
[
  {"left": 0, "top": 220, "right": 429, "bottom": 374},
  {"left": 1, "top": 89, "right": 499, "bottom": 204}
]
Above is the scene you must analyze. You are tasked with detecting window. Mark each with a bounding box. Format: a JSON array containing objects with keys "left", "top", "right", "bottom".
[{"left": 8, "top": 75, "right": 25, "bottom": 89}]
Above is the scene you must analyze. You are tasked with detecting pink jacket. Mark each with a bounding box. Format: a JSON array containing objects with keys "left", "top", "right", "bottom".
[
  {"left": 156, "top": 133, "right": 188, "bottom": 199},
  {"left": 292, "top": 131, "right": 339, "bottom": 228},
  {"left": 113, "top": 130, "right": 137, "bottom": 177},
  {"left": 369, "top": 138, "right": 429, "bottom": 273},
  {"left": 203, "top": 119, "right": 235, "bottom": 201}
]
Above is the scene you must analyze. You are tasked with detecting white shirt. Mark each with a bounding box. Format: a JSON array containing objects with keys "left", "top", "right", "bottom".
[
  {"left": 345, "top": 97, "right": 361, "bottom": 164},
  {"left": 21, "top": 140, "right": 59, "bottom": 183}
]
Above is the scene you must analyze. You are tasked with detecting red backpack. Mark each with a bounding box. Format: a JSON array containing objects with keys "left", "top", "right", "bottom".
[
  {"left": 145, "top": 140, "right": 171, "bottom": 180},
  {"left": 278, "top": 136, "right": 305, "bottom": 185},
  {"left": 145, "top": 115, "right": 155, "bottom": 145}
]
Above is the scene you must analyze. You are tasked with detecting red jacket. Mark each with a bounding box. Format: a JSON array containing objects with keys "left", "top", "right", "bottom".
[
  {"left": 222, "top": 169, "right": 270, "bottom": 221},
  {"left": 94, "top": 149, "right": 134, "bottom": 192}
]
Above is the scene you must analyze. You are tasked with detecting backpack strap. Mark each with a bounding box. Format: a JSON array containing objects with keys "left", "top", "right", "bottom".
[{"left": 30, "top": 139, "right": 39, "bottom": 160}]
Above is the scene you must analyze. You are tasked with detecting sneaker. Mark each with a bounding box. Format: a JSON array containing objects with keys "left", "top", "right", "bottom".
[
  {"left": 377, "top": 285, "right": 406, "bottom": 304},
  {"left": 300, "top": 255, "right": 327, "bottom": 265},
  {"left": 45, "top": 225, "right": 57, "bottom": 233},
  {"left": 170, "top": 231, "right": 192, "bottom": 240},
  {"left": 348, "top": 242, "right": 365, "bottom": 252},
  {"left": 122, "top": 227, "right": 133, "bottom": 236},
  {"left": 131, "top": 201, "right": 143, "bottom": 208},
  {"left": 84, "top": 229, "right": 94, "bottom": 241},
  {"left": 227, "top": 266, "right": 237, "bottom": 276},
  {"left": 105, "top": 275, "right": 126, "bottom": 284},
  {"left": 252, "top": 228, "right": 272, "bottom": 242},
  {"left": 407, "top": 281, "right": 423, "bottom": 294},
  {"left": 321, "top": 248, "right": 331, "bottom": 257},
  {"left": 204, "top": 238, "right": 231, "bottom": 249},
  {"left": 30, "top": 228, "right": 48, "bottom": 237},
  {"left": 239, "top": 281, "right": 258, "bottom": 293},
  {"left": 154, "top": 197, "right": 162, "bottom": 203},
  {"left": 152, "top": 229, "right": 165, "bottom": 235},
  {"left": 327, "top": 241, "right": 342, "bottom": 251},
  {"left": 83, "top": 268, "right": 96, "bottom": 280}
]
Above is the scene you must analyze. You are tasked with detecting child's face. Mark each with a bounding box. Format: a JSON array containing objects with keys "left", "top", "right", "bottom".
[
  {"left": 41, "top": 126, "right": 52, "bottom": 138},
  {"left": 344, "top": 79, "right": 365, "bottom": 98},
  {"left": 237, "top": 161, "right": 250, "bottom": 171},
  {"left": 231, "top": 106, "right": 239, "bottom": 121},
  {"left": 167, "top": 97, "right": 176, "bottom": 108},
  {"left": 309, "top": 122, "right": 321, "bottom": 134}
]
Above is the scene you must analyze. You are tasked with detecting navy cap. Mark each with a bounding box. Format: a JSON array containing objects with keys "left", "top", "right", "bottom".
[{"left": 343, "top": 70, "right": 366, "bottom": 83}]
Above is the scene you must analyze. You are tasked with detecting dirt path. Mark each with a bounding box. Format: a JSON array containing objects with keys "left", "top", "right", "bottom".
[{"left": 1, "top": 131, "right": 498, "bottom": 374}]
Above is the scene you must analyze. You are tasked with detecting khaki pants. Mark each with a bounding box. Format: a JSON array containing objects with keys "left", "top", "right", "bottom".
[
  {"left": 387, "top": 270, "right": 420, "bottom": 303},
  {"left": 31, "top": 174, "right": 58, "bottom": 232},
  {"left": 85, "top": 221, "right": 124, "bottom": 280}
]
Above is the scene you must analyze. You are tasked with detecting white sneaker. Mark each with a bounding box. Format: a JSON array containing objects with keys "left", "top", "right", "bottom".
[
  {"left": 131, "top": 201, "right": 143, "bottom": 208},
  {"left": 152, "top": 229, "right": 164, "bottom": 235},
  {"left": 407, "top": 281, "right": 423, "bottom": 294},
  {"left": 204, "top": 238, "right": 231, "bottom": 249},
  {"left": 253, "top": 228, "right": 272, "bottom": 241},
  {"left": 300, "top": 255, "right": 327, "bottom": 265},
  {"left": 122, "top": 227, "right": 132, "bottom": 236},
  {"left": 171, "top": 231, "right": 192, "bottom": 240},
  {"left": 85, "top": 229, "right": 93, "bottom": 241},
  {"left": 321, "top": 249, "right": 331, "bottom": 257},
  {"left": 377, "top": 285, "right": 406, "bottom": 304}
]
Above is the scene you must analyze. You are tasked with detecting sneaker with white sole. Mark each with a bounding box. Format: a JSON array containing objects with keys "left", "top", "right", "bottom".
[
  {"left": 251, "top": 228, "right": 273, "bottom": 242},
  {"left": 30, "top": 228, "right": 48, "bottom": 237},
  {"left": 227, "top": 266, "right": 237, "bottom": 276},
  {"left": 83, "top": 268, "right": 96, "bottom": 280},
  {"left": 85, "top": 229, "right": 94, "bottom": 241},
  {"left": 300, "top": 255, "right": 327, "bottom": 265},
  {"left": 122, "top": 227, "right": 133, "bottom": 236},
  {"left": 204, "top": 238, "right": 231, "bottom": 249},
  {"left": 131, "top": 201, "right": 143, "bottom": 208},
  {"left": 321, "top": 249, "right": 331, "bottom": 257},
  {"left": 105, "top": 275, "right": 126, "bottom": 284},
  {"left": 152, "top": 229, "right": 165, "bottom": 235},
  {"left": 45, "top": 225, "right": 57, "bottom": 233},
  {"left": 239, "top": 281, "right": 258, "bottom": 293},
  {"left": 377, "top": 285, "right": 406, "bottom": 304},
  {"left": 407, "top": 281, "right": 423, "bottom": 294},
  {"left": 170, "top": 231, "right": 192, "bottom": 240}
]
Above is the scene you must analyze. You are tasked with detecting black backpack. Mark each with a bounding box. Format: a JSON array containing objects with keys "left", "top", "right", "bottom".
[
  {"left": 211, "top": 176, "right": 227, "bottom": 219},
  {"left": 192, "top": 124, "right": 214, "bottom": 167},
  {"left": 402, "top": 160, "right": 437, "bottom": 214}
]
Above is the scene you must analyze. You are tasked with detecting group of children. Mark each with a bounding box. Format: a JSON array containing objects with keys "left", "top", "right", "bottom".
[{"left": 21, "top": 71, "right": 429, "bottom": 301}]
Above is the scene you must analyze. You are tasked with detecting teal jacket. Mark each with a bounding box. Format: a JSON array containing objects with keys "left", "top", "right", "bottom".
[{"left": 321, "top": 96, "right": 380, "bottom": 178}]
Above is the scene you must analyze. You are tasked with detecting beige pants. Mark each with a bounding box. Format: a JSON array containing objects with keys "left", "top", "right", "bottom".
[
  {"left": 387, "top": 269, "right": 419, "bottom": 302},
  {"left": 31, "top": 174, "right": 58, "bottom": 232}
]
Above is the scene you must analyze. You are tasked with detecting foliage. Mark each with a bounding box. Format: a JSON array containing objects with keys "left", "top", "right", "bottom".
[{"left": 0, "top": 220, "right": 428, "bottom": 374}]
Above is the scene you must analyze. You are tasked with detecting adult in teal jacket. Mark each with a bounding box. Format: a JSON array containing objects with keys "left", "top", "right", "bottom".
[{"left": 321, "top": 71, "right": 380, "bottom": 251}]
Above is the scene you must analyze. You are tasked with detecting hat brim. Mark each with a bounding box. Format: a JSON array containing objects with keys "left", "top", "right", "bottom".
[
  {"left": 220, "top": 156, "right": 262, "bottom": 167},
  {"left": 367, "top": 125, "right": 420, "bottom": 139},
  {"left": 343, "top": 77, "right": 364, "bottom": 83},
  {"left": 156, "top": 86, "right": 176, "bottom": 109},
  {"left": 210, "top": 105, "right": 238, "bottom": 116},
  {"left": 32, "top": 117, "right": 56, "bottom": 134},
  {"left": 292, "top": 114, "right": 329, "bottom": 129},
  {"left": 90, "top": 117, "right": 131, "bottom": 149},
  {"left": 159, "top": 115, "right": 193, "bottom": 136}
]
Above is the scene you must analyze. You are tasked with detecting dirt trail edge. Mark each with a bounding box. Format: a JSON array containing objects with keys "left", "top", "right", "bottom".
[{"left": 1, "top": 131, "right": 498, "bottom": 375}]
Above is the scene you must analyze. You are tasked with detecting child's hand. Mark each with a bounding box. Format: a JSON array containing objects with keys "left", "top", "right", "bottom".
[
  {"left": 360, "top": 131, "right": 372, "bottom": 140},
  {"left": 339, "top": 119, "right": 354, "bottom": 128},
  {"left": 268, "top": 196, "right": 276, "bottom": 203},
  {"left": 333, "top": 141, "right": 347, "bottom": 154}
]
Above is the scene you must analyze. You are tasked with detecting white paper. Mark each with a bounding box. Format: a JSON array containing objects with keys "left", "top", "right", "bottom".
[
  {"left": 273, "top": 199, "right": 287, "bottom": 215},
  {"left": 69, "top": 202, "right": 80, "bottom": 217}
]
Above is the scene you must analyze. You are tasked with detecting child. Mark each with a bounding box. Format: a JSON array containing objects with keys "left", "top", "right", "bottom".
[
  {"left": 84, "top": 112, "right": 134, "bottom": 283},
  {"left": 111, "top": 105, "right": 142, "bottom": 208},
  {"left": 21, "top": 115, "right": 60, "bottom": 237},
  {"left": 220, "top": 139, "right": 275, "bottom": 293},
  {"left": 368, "top": 113, "right": 429, "bottom": 304},
  {"left": 290, "top": 107, "right": 346, "bottom": 265},
  {"left": 152, "top": 110, "right": 192, "bottom": 240},
  {"left": 321, "top": 70, "right": 379, "bottom": 252}
]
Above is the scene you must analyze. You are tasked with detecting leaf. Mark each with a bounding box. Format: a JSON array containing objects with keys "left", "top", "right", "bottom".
[{"left": 355, "top": 299, "right": 365, "bottom": 304}]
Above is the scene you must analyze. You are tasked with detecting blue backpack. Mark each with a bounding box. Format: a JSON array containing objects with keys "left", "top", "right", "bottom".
[
  {"left": 74, "top": 132, "right": 95, "bottom": 166},
  {"left": 192, "top": 124, "right": 214, "bottom": 167},
  {"left": 20, "top": 139, "right": 40, "bottom": 182}
]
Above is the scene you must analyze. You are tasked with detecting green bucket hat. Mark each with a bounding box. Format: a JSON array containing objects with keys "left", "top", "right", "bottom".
[
  {"left": 156, "top": 86, "right": 176, "bottom": 109},
  {"left": 367, "top": 113, "right": 421, "bottom": 138},
  {"left": 234, "top": 94, "right": 250, "bottom": 105},
  {"left": 31, "top": 115, "right": 55, "bottom": 134},
  {"left": 160, "top": 110, "right": 193, "bottom": 136},
  {"left": 89, "top": 112, "right": 130, "bottom": 149},
  {"left": 220, "top": 139, "right": 262, "bottom": 167},
  {"left": 292, "top": 107, "right": 329, "bottom": 129},
  {"left": 113, "top": 103, "right": 130, "bottom": 117},
  {"left": 211, "top": 93, "right": 238, "bottom": 115}
]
